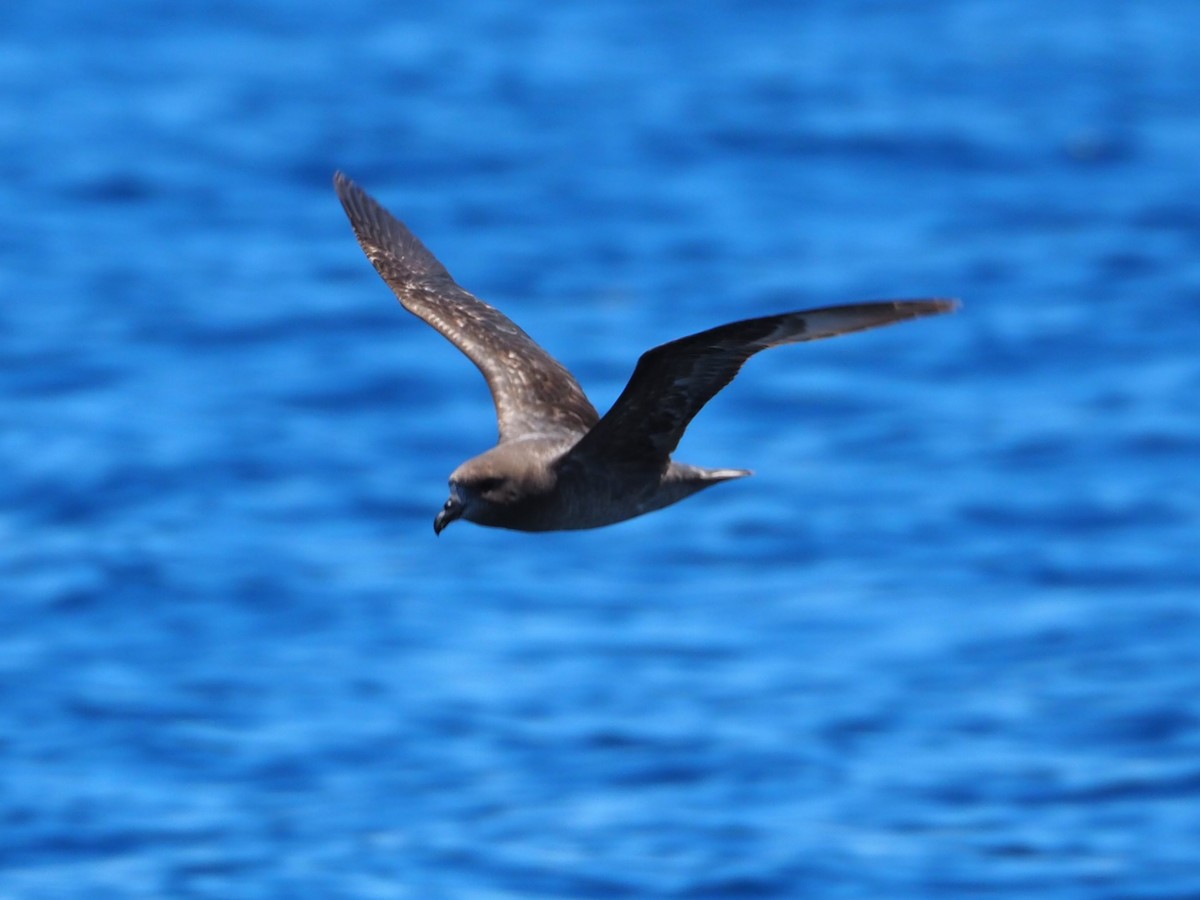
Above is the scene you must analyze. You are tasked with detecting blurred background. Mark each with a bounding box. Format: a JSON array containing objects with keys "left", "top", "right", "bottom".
[{"left": 3, "top": 1, "right": 1199, "bottom": 896}]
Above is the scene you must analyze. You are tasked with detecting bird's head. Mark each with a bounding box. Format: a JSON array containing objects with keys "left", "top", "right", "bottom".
[{"left": 434, "top": 445, "right": 555, "bottom": 534}]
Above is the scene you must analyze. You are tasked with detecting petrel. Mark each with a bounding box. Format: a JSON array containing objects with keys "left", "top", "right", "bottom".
[{"left": 334, "top": 173, "right": 956, "bottom": 534}]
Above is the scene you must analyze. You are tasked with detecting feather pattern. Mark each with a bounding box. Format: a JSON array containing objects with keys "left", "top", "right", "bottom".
[{"left": 335, "top": 172, "right": 599, "bottom": 442}]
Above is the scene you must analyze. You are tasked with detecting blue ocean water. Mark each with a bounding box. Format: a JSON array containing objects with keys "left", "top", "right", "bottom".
[{"left": 3, "top": 0, "right": 1200, "bottom": 896}]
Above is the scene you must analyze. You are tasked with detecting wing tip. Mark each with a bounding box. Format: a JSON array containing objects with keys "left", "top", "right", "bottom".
[
  {"left": 896, "top": 298, "right": 960, "bottom": 316},
  {"left": 708, "top": 467, "right": 753, "bottom": 481},
  {"left": 333, "top": 169, "right": 367, "bottom": 213}
]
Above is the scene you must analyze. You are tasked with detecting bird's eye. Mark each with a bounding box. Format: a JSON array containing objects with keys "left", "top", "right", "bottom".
[{"left": 476, "top": 477, "right": 503, "bottom": 493}]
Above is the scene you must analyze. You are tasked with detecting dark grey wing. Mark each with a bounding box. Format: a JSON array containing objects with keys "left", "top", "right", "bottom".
[
  {"left": 334, "top": 172, "right": 599, "bottom": 442},
  {"left": 566, "top": 300, "right": 958, "bottom": 466}
]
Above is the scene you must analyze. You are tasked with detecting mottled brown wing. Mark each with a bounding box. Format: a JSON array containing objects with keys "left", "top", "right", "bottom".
[
  {"left": 334, "top": 173, "right": 599, "bottom": 442},
  {"left": 567, "top": 300, "right": 958, "bottom": 466}
]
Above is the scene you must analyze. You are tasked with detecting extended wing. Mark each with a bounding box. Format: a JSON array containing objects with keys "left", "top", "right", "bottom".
[
  {"left": 567, "top": 300, "right": 957, "bottom": 466},
  {"left": 335, "top": 173, "right": 599, "bottom": 442}
]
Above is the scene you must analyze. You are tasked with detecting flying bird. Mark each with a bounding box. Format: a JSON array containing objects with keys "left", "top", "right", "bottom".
[{"left": 334, "top": 172, "right": 956, "bottom": 534}]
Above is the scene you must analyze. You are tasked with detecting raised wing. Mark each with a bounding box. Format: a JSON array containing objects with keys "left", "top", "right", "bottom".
[
  {"left": 566, "top": 300, "right": 957, "bottom": 466},
  {"left": 334, "top": 172, "right": 599, "bottom": 441}
]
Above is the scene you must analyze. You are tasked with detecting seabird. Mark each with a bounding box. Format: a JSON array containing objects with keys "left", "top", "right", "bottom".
[{"left": 334, "top": 172, "right": 956, "bottom": 534}]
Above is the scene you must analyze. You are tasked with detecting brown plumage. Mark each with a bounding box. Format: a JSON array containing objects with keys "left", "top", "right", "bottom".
[{"left": 334, "top": 172, "right": 957, "bottom": 534}]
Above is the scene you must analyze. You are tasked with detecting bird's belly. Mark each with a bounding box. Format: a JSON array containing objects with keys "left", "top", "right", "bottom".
[{"left": 522, "top": 472, "right": 669, "bottom": 531}]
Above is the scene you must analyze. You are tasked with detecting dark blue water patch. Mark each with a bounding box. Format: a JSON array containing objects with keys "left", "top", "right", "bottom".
[
  {"left": 1090, "top": 708, "right": 1198, "bottom": 748},
  {"left": 4, "top": 357, "right": 125, "bottom": 398},
  {"left": 1133, "top": 202, "right": 1200, "bottom": 240},
  {"left": 960, "top": 495, "right": 1189, "bottom": 534},
  {"left": 706, "top": 125, "right": 1026, "bottom": 175},
  {"left": 1117, "top": 428, "right": 1200, "bottom": 460},
  {"left": 144, "top": 308, "right": 400, "bottom": 351},
  {"left": 62, "top": 173, "right": 161, "bottom": 205}
]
